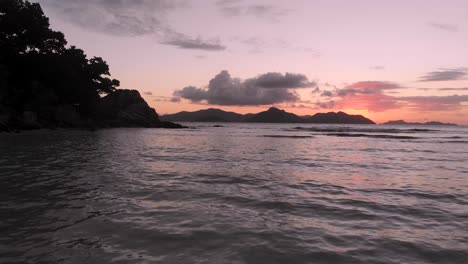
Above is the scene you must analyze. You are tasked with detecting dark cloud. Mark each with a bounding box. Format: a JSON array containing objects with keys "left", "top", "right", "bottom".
[
  {"left": 246, "top": 72, "right": 315, "bottom": 89},
  {"left": 311, "top": 87, "right": 320, "bottom": 94},
  {"left": 143, "top": 91, "right": 153, "bottom": 96},
  {"left": 38, "top": 0, "right": 226, "bottom": 51},
  {"left": 160, "top": 33, "right": 226, "bottom": 51},
  {"left": 321, "top": 91, "right": 333, "bottom": 97},
  {"left": 174, "top": 86, "right": 207, "bottom": 102},
  {"left": 173, "top": 70, "right": 314, "bottom": 105},
  {"left": 428, "top": 22, "right": 459, "bottom": 32},
  {"left": 418, "top": 68, "right": 467, "bottom": 82},
  {"left": 316, "top": 100, "right": 335, "bottom": 109}
]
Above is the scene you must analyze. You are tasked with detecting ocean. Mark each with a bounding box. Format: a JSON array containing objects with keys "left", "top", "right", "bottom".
[{"left": 1, "top": 123, "right": 467, "bottom": 263}]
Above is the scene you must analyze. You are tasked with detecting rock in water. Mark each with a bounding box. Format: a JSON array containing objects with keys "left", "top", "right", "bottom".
[{"left": 96, "top": 90, "right": 185, "bottom": 128}]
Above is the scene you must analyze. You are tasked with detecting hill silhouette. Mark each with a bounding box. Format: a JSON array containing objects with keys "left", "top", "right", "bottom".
[
  {"left": 383, "top": 120, "right": 457, "bottom": 126},
  {"left": 0, "top": 0, "right": 182, "bottom": 131},
  {"left": 161, "top": 107, "right": 376, "bottom": 124},
  {"left": 161, "top": 108, "right": 244, "bottom": 122},
  {"left": 305, "top": 111, "right": 375, "bottom": 124},
  {"left": 244, "top": 107, "right": 305, "bottom": 123}
]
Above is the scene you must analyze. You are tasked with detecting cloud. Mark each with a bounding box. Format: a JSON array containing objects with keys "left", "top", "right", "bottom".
[
  {"left": 39, "top": 0, "right": 176, "bottom": 35},
  {"left": 402, "top": 95, "right": 468, "bottom": 111},
  {"left": 322, "top": 81, "right": 400, "bottom": 97},
  {"left": 314, "top": 81, "right": 402, "bottom": 112},
  {"left": 245, "top": 72, "right": 315, "bottom": 89},
  {"left": 143, "top": 91, "right": 153, "bottom": 96},
  {"left": 160, "top": 33, "right": 226, "bottom": 51},
  {"left": 437, "top": 87, "right": 468, "bottom": 91},
  {"left": 321, "top": 91, "right": 333, "bottom": 97},
  {"left": 370, "top": 65, "right": 385, "bottom": 70},
  {"left": 232, "top": 36, "right": 320, "bottom": 56},
  {"left": 38, "top": 0, "right": 226, "bottom": 51},
  {"left": 316, "top": 100, "right": 335, "bottom": 109},
  {"left": 314, "top": 80, "right": 468, "bottom": 112},
  {"left": 173, "top": 70, "right": 315, "bottom": 105},
  {"left": 152, "top": 95, "right": 181, "bottom": 102},
  {"left": 428, "top": 22, "right": 459, "bottom": 32},
  {"left": 216, "top": 1, "right": 289, "bottom": 21},
  {"left": 418, "top": 68, "right": 468, "bottom": 82}
]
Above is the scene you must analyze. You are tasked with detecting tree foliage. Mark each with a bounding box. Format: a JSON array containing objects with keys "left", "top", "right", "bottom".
[{"left": 0, "top": 0, "right": 120, "bottom": 116}]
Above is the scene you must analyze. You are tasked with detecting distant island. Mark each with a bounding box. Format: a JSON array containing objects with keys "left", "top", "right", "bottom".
[
  {"left": 161, "top": 107, "right": 376, "bottom": 124},
  {"left": 383, "top": 120, "right": 457, "bottom": 126},
  {"left": 0, "top": 0, "right": 182, "bottom": 132}
]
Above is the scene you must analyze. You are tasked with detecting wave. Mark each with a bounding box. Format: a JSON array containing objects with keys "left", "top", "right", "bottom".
[
  {"left": 324, "top": 133, "right": 419, "bottom": 139},
  {"left": 293, "top": 127, "right": 437, "bottom": 134},
  {"left": 261, "top": 135, "right": 314, "bottom": 139}
]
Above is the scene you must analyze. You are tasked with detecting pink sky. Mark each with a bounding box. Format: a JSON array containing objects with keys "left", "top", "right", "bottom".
[{"left": 37, "top": 0, "right": 468, "bottom": 124}]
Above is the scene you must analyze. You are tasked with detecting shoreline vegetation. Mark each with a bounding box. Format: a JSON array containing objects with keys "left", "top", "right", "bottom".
[{"left": 0, "top": 0, "right": 184, "bottom": 132}]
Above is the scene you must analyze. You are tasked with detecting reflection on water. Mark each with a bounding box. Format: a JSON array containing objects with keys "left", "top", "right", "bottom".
[{"left": 1, "top": 124, "right": 467, "bottom": 263}]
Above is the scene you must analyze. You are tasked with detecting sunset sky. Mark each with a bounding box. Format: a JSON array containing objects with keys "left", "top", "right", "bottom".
[{"left": 35, "top": 0, "right": 468, "bottom": 124}]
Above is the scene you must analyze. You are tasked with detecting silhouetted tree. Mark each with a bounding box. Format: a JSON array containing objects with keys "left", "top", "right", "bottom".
[{"left": 0, "top": 0, "right": 119, "bottom": 117}]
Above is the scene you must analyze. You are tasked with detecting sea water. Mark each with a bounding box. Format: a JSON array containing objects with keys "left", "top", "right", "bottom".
[{"left": 1, "top": 124, "right": 467, "bottom": 263}]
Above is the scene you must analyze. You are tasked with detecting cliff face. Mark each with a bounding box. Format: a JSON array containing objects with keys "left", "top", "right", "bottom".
[
  {"left": 96, "top": 90, "right": 160, "bottom": 127},
  {"left": 0, "top": 89, "right": 184, "bottom": 132}
]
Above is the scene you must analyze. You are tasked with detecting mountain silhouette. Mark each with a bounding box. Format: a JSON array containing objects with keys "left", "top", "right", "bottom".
[
  {"left": 244, "top": 107, "right": 305, "bottom": 123},
  {"left": 160, "top": 108, "right": 244, "bottom": 122},
  {"left": 383, "top": 120, "right": 457, "bottom": 126},
  {"left": 305, "top": 111, "right": 375, "bottom": 124},
  {"left": 161, "top": 107, "right": 376, "bottom": 124}
]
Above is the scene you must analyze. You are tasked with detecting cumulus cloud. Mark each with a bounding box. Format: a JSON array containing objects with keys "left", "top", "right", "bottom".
[
  {"left": 38, "top": 0, "right": 226, "bottom": 51},
  {"left": 418, "top": 68, "right": 468, "bottom": 82},
  {"left": 173, "top": 71, "right": 315, "bottom": 105},
  {"left": 428, "top": 22, "right": 459, "bottom": 32}
]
